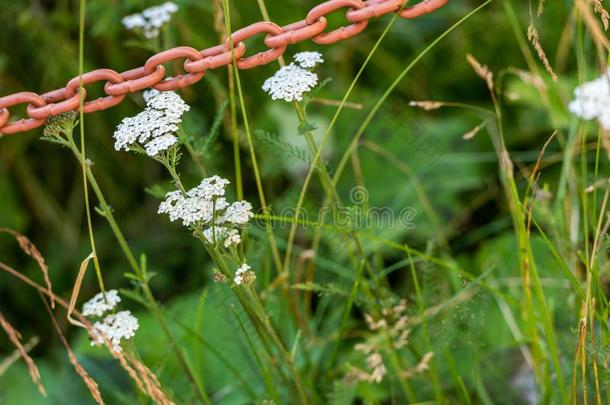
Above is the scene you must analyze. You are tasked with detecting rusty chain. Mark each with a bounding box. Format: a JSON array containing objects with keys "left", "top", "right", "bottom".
[{"left": 0, "top": 0, "right": 448, "bottom": 135}]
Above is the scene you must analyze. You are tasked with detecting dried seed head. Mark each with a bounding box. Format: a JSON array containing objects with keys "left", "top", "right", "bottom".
[{"left": 43, "top": 111, "right": 77, "bottom": 138}]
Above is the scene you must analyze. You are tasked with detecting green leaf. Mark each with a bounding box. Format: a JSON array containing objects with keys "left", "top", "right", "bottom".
[
  {"left": 202, "top": 101, "right": 228, "bottom": 155},
  {"left": 298, "top": 121, "right": 318, "bottom": 135}
]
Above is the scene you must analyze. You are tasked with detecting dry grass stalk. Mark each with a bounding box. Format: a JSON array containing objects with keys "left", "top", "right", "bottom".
[
  {"left": 67, "top": 252, "right": 95, "bottom": 328},
  {"left": 575, "top": 0, "right": 610, "bottom": 51},
  {"left": 537, "top": 0, "right": 545, "bottom": 16},
  {"left": 591, "top": 0, "right": 610, "bottom": 30},
  {"left": 601, "top": 128, "right": 610, "bottom": 159},
  {"left": 0, "top": 261, "right": 175, "bottom": 405},
  {"left": 212, "top": 0, "right": 226, "bottom": 41},
  {"left": 401, "top": 352, "right": 434, "bottom": 378},
  {"left": 310, "top": 98, "right": 363, "bottom": 110},
  {"left": 466, "top": 54, "right": 494, "bottom": 91},
  {"left": 110, "top": 348, "right": 175, "bottom": 405},
  {"left": 0, "top": 311, "right": 46, "bottom": 396},
  {"left": 507, "top": 67, "right": 547, "bottom": 91},
  {"left": 0, "top": 228, "right": 54, "bottom": 308},
  {"left": 130, "top": 357, "right": 176, "bottom": 405},
  {"left": 42, "top": 297, "right": 104, "bottom": 405},
  {"left": 408, "top": 100, "right": 444, "bottom": 111},
  {"left": 463, "top": 122, "right": 487, "bottom": 140},
  {"left": 526, "top": 24, "right": 558, "bottom": 82},
  {"left": 0, "top": 336, "right": 39, "bottom": 375},
  {"left": 500, "top": 149, "right": 515, "bottom": 178}
]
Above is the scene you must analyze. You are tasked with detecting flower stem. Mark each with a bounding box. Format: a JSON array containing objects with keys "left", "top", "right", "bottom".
[{"left": 64, "top": 137, "right": 211, "bottom": 405}]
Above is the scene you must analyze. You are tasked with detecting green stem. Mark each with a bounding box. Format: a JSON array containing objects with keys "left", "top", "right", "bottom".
[
  {"left": 77, "top": 0, "right": 105, "bottom": 295},
  {"left": 64, "top": 139, "right": 210, "bottom": 405}
]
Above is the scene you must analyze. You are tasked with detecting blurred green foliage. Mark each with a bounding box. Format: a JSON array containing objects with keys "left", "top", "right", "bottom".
[{"left": 1, "top": 0, "right": 608, "bottom": 403}]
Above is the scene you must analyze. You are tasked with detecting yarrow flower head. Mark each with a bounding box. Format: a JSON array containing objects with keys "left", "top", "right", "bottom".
[
  {"left": 82, "top": 290, "right": 121, "bottom": 317},
  {"left": 234, "top": 263, "right": 256, "bottom": 285},
  {"left": 143, "top": 88, "right": 161, "bottom": 102},
  {"left": 293, "top": 51, "right": 324, "bottom": 68},
  {"left": 122, "top": 2, "right": 178, "bottom": 39},
  {"left": 113, "top": 91, "right": 190, "bottom": 157},
  {"left": 569, "top": 70, "right": 610, "bottom": 130},
  {"left": 158, "top": 175, "right": 253, "bottom": 248},
  {"left": 91, "top": 310, "right": 139, "bottom": 353},
  {"left": 262, "top": 63, "right": 318, "bottom": 102}
]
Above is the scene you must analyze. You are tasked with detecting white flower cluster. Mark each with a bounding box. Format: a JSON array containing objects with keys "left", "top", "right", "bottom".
[
  {"left": 234, "top": 263, "right": 255, "bottom": 285},
  {"left": 262, "top": 64, "right": 318, "bottom": 102},
  {"left": 82, "top": 289, "right": 121, "bottom": 317},
  {"left": 91, "top": 311, "right": 140, "bottom": 353},
  {"left": 262, "top": 51, "right": 323, "bottom": 101},
  {"left": 122, "top": 2, "right": 178, "bottom": 39},
  {"left": 293, "top": 51, "right": 324, "bottom": 68},
  {"left": 234, "top": 263, "right": 250, "bottom": 285},
  {"left": 158, "top": 176, "right": 253, "bottom": 248},
  {"left": 113, "top": 91, "right": 189, "bottom": 157},
  {"left": 569, "top": 70, "right": 610, "bottom": 130},
  {"left": 82, "top": 290, "right": 139, "bottom": 353},
  {"left": 143, "top": 88, "right": 161, "bottom": 102}
]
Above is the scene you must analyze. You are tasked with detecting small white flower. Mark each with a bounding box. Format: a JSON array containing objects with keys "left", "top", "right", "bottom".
[
  {"left": 122, "top": 2, "right": 178, "bottom": 39},
  {"left": 293, "top": 51, "right": 324, "bottom": 68},
  {"left": 223, "top": 228, "right": 241, "bottom": 248},
  {"left": 91, "top": 310, "right": 139, "bottom": 353},
  {"left": 158, "top": 175, "right": 252, "bottom": 249},
  {"left": 234, "top": 263, "right": 252, "bottom": 285},
  {"left": 201, "top": 226, "right": 239, "bottom": 246},
  {"left": 143, "top": 88, "right": 161, "bottom": 102},
  {"left": 569, "top": 70, "right": 610, "bottom": 130},
  {"left": 188, "top": 176, "right": 230, "bottom": 200},
  {"left": 222, "top": 201, "right": 253, "bottom": 225},
  {"left": 82, "top": 290, "right": 121, "bottom": 317},
  {"left": 366, "top": 352, "right": 387, "bottom": 383},
  {"left": 145, "top": 133, "right": 178, "bottom": 156},
  {"left": 147, "top": 91, "right": 190, "bottom": 116},
  {"left": 122, "top": 14, "right": 147, "bottom": 30},
  {"left": 158, "top": 192, "right": 223, "bottom": 227},
  {"left": 113, "top": 91, "right": 189, "bottom": 155},
  {"left": 237, "top": 263, "right": 251, "bottom": 274},
  {"left": 262, "top": 63, "right": 318, "bottom": 102}
]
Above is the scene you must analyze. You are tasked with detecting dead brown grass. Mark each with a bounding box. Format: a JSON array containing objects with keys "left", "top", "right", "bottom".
[
  {"left": 0, "top": 310, "right": 46, "bottom": 396},
  {"left": 42, "top": 295, "right": 104, "bottom": 405},
  {"left": 0, "top": 228, "right": 54, "bottom": 308},
  {"left": 463, "top": 122, "right": 487, "bottom": 140},
  {"left": 0, "top": 230, "right": 175, "bottom": 404},
  {"left": 408, "top": 101, "right": 444, "bottom": 111},
  {"left": 526, "top": 24, "right": 558, "bottom": 82},
  {"left": 466, "top": 53, "right": 494, "bottom": 91},
  {"left": 0, "top": 336, "right": 39, "bottom": 375},
  {"left": 575, "top": 0, "right": 610, "bottom": 52},
  {"left": 591, "top": 0, "right": 610, "bottom": 30}
]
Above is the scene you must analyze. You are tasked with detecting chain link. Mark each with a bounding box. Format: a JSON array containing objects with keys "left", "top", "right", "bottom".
[{"left": 0, "top": 0, "right": 448, "bottom": 135}]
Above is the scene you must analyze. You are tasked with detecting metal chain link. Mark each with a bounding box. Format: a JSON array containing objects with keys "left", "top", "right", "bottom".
[{"left": 0, "top": 0, "right": 448, "bottom": 135}]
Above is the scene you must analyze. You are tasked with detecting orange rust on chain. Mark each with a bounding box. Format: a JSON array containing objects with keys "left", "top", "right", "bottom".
[
  {"left": 307, "top": 0, "right": 369, "bottom": 45},
  {"left": 184, "top": 43, "right": 247, "bottom": 73},
  {"left": 27, "top": 88, "right": 85, "bottom": 120},
  {"left": 0, "top": 92, "right": 48, "bottom": 134},
  {"left": 228, "top": 22, "right": 287, "bottom": 69},
  {"left": 63, "top": 69, "right": 126, "bottom": 113},
  {"left": 0, "top": 109, "right": 9, "bottom": 128},
  {"left": 264, "top": 18, "right": 328, "bottom": 48},
  {"left": 347, "top": 0, "right": 405, "bottom": 23},
  {"left": 104, "top": 65, "right": 166, "bottom": 96},
  {"left": 144, "top": 46, "right": 205, "bottom": 91},
  {"left": 0, "top": 0, "right": 448, "bottom": 135},
  {"left": 400, "top": 0, "right": 448, "bottom": 18}
]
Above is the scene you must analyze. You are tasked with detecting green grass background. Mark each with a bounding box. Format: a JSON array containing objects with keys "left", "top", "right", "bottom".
[{"left": 0, "top": 0, "right": 607, "bottom": 403}]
